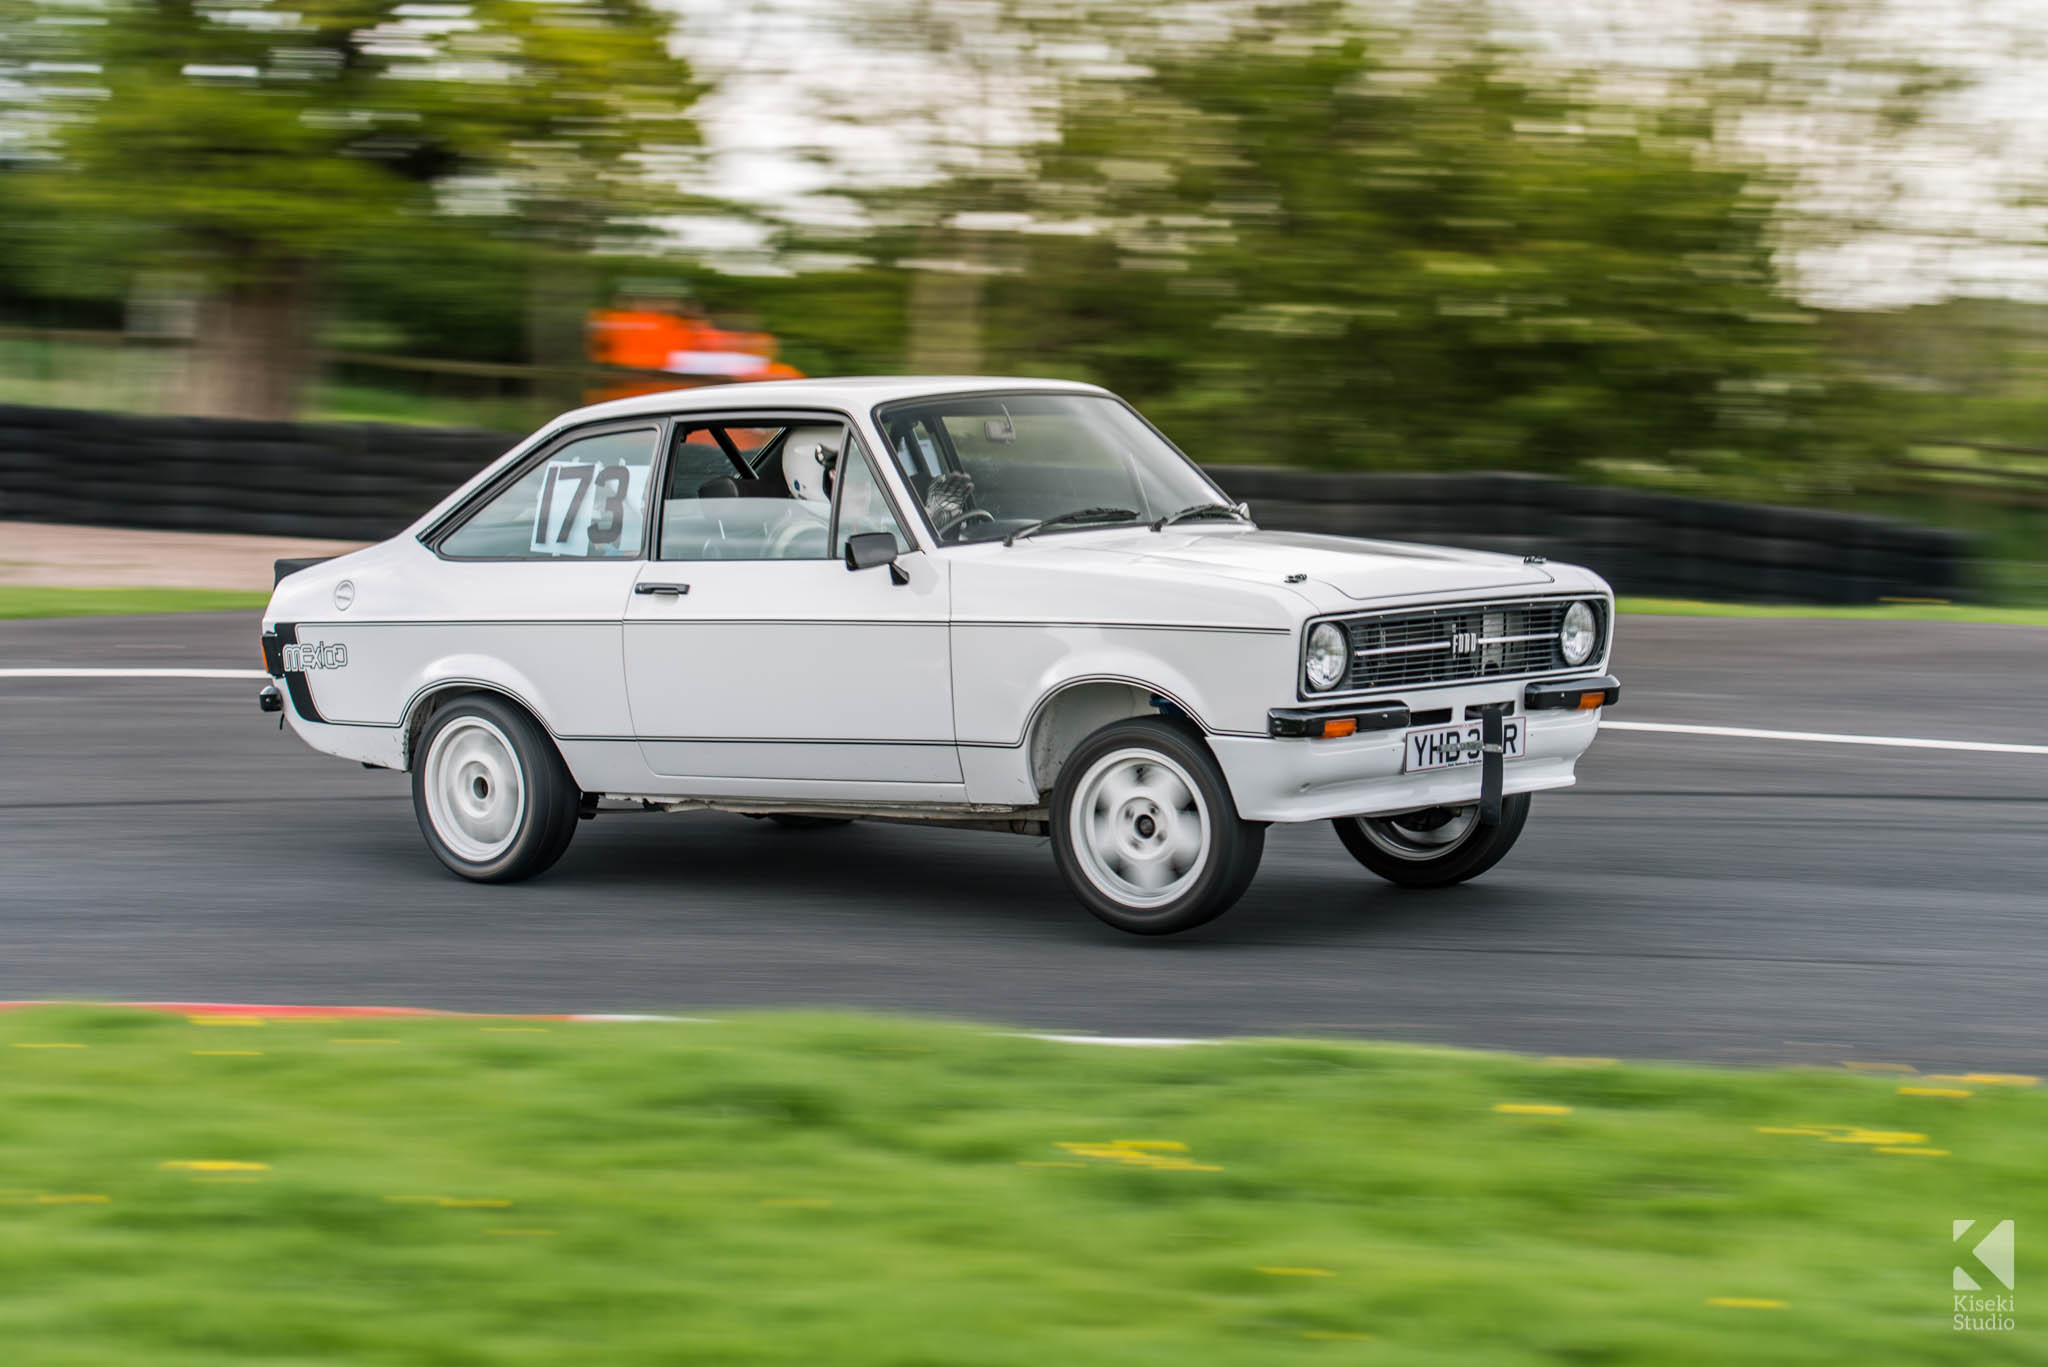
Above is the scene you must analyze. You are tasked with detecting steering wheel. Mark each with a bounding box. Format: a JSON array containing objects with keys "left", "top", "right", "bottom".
[{"left": 934, "top": 508, "right": 996, "bottom": 542}]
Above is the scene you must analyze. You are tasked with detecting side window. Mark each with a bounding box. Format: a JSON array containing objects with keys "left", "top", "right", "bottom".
[
  {"left": 658, "top": 421, "right": 836, "bottom": 562},
  {"left": 833, "top": 436, "right": 910, "bottom": 556},
  {"left": 667, "top": 428, "right": 745, "bottom": 492},
  {"left": 441, "top": 427, "right": 658, "bottom": 560}
]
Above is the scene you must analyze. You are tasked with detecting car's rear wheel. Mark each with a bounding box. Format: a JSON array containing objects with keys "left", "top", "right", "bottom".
[
  {"left": 413, "top": 695, "right": 580, "bottom": 883},
  {"left": 1331, "top": 795, "right": 1530, "bottom": 888},
  {"left": 1051, "top": 718, "right": 1264, "bottom": 935}
]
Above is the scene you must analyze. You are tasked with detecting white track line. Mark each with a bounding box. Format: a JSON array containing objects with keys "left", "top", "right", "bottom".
[
  {"left": 1602, "top": 720, "right": 2048, "bottom": 757},
  {"left": 0, "top": 667, "right": 267, "bottom": 680}
]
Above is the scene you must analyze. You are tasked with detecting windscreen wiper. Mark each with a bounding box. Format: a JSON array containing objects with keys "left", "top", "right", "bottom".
[
  {"left": 1149, "top": 501, "right": 1252, "bottom": 532},
  {"left": 1003, "top": 506, "right": 1141, "bottom": 546}
]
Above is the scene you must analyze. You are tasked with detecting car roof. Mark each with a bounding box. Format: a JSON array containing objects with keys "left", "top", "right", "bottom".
[{"left": 544, "top": 375, "right": 1112, "bottom": 433}]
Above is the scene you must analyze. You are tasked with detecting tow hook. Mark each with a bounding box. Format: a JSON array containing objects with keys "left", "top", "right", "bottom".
[{"left": 1473, "top": 702, "right": 1510, "bottom": 827}]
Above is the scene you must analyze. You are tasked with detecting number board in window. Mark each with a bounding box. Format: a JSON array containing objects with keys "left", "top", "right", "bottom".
[{"left": 529, "top": 457, "right": 651, "bottom": 557}]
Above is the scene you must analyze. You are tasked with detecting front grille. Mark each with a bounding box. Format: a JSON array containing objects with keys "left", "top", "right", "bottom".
[{"left": 1337, "top": 598, "right": 1581, "bottom": 692}]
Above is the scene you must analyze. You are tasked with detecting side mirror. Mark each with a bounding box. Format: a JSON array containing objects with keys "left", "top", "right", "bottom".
[{"left": 845, "top": 531, "right": 909, "bottom": 585}]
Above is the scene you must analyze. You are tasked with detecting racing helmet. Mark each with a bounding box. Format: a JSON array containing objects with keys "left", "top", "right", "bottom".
[{"left": 780, "top": 426, "right": 842, "bottom": 503}]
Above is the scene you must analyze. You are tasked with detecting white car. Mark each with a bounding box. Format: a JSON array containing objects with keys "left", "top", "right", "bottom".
[{"left": 259, "top": 377, "right": 1619, "bottom": 934}]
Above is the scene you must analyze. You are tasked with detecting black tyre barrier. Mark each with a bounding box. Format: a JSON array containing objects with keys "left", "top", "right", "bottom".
[{"left": 0, "top": 404, "right": 1972, "bottom": 605}]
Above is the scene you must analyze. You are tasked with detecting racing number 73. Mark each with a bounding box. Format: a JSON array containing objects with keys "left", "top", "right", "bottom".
[{"left": 533, "top": 462, "right": 632, "bottom": 552}]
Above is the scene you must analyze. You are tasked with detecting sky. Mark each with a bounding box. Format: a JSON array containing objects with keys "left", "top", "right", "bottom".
[{"left": 657, "top": 0, "right": 2048, "bottom": 309}]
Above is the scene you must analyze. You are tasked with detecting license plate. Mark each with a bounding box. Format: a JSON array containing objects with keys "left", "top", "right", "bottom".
[{"left": 1402, "top": 717, "right": 1525, "bottom": 773}]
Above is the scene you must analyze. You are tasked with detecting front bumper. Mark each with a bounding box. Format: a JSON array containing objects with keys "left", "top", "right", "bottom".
[{"left": 1214, "top": 676, "right": 1614, "bottom": 824}]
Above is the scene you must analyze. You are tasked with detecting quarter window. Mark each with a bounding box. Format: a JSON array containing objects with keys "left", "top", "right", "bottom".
[{"left": 440, "top": 427, "right": 659, "bottom": 559}]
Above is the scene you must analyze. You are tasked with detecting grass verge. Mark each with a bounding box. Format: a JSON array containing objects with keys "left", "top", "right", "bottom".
[
  {"left": 1618, "top": 595, "right": 2048, "bottom": 625},
  {"left": 0, "top": 587, "right": 269, "bottom": 619},
  {"left": 1, "top": 1007, "right": 2038, "bottom": 1364}
]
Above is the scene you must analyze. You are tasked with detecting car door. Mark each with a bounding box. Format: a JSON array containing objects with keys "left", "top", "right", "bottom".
[
  {"left": 622, "top": 412, "right": 958, "bottom": 798},
  {"left": 408, "top": 420, "right": 663, "bottom": 749}
]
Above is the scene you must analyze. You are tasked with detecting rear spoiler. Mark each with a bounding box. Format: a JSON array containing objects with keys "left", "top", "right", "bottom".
[{"left": 273, "top": 556, "right": 334, "bottom": 586}]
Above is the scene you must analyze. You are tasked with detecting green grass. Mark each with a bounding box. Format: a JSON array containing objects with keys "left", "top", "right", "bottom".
[
  {"left": 0, "top": 587, "right": 269, "bottom": 619},
  {"left": 0, "top": 1007, "right": 2039, "bottom": 1364},
  {"left": 1618, "top": 596, "right": 2048, "bottom": 625}
]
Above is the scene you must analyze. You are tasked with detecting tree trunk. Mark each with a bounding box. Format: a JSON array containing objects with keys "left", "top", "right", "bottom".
[
  {"left": 904, "top": 244, "right": 986, "bottom": 374},
  {"left": 525, "top": 250, "right": 596, "bottom": 413},
  {"left": 180, "top": 264, "right": 317, "bottom": 420}
]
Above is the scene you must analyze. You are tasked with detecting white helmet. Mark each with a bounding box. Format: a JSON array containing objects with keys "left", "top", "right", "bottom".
[{"left": 780, "top": 426, "right": 842, "bottom": 503}]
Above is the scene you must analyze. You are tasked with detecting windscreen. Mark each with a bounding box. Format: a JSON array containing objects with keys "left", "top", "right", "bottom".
[{"left": 874, "top": 392, "right": 1220, "bottom": 543}]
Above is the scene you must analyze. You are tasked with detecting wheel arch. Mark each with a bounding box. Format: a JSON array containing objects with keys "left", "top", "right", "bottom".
[
  {"left": 1021, "top": 676, "right": 1213, "bottom": 800},
  {"left": 401, "top": 679, "right": 556, "bottom": 772}
]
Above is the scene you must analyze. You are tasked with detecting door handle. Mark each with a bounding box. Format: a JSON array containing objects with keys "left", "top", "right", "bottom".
[{"left": 634, "top": 582, "right": 690, "bottom": 596}]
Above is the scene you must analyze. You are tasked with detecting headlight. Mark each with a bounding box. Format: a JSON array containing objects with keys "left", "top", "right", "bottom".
[
  {"left": 1560, "top": 600, "right": 1598, "bottom": 666},
  {"left": 1304, "top": 622, "right": 1348, "bottom": 691}
]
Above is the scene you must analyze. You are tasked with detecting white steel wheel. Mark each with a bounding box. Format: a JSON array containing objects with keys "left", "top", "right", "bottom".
[
  {"left": 1049, "top": 717, "right": 1265, "bottom": 935},
  {"left": 422, "top": 716, "right": 528, "bottom": 864},
  {"left": 1068, "top": 747, "right": 1212, "bottom": 909},
  {"left": 1332, "top": 793, "right": 1531, "bottom": 889},
  {"left": 411, "top": 695, "right": 582, "bottom": 883}
]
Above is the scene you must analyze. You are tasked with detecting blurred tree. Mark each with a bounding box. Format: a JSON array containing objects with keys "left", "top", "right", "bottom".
[
  {"left": 950, "top": 3, "right": 1839, "bottom": 488},
  {"left": 793, "top": 0, "right": 1985, "bottom": 496},
  {"left": 19, "top": 0, "right": 702, "bottom": 417}
]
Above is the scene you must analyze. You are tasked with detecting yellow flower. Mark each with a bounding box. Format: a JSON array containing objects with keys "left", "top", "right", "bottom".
[{"left": 160, "top": 1160, "right": 269, "bottom": 1172}]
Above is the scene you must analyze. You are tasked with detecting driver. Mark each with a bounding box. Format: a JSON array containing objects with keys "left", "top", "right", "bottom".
[
  {"left": 763, "top": 427, "right": 836, "bottom": 558},
  {"left": 923, "top": 471, "right": 977, "bottom": 537},
  {"left": 781, "top": 427, "right": 839, "bottom": 503}
]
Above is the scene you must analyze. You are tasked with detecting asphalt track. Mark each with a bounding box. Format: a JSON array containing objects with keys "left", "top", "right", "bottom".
[{"left": 2, "top": 611, "right": 2043, "bottom": 1071}]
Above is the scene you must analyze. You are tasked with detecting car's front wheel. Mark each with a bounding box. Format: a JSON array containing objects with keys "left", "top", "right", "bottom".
[
  {"left": 413, "top": 695, "right": 580, "bottom": 883},
  {"left": 1331, "top": 795, "right": 1530, "bottom": 888},
  {"left": 1051, "top": 718, "right": 1264, "bottom": 935}
]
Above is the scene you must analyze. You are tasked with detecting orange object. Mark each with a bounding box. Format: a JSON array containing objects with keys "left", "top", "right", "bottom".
[
  {"left": 586, "top": 308, "right": 801, "bottom": 384},
  {"left": 1320, "top": 717, "right": 1358, "bottom": 738},
  {"left": 1574, "top": 692, "right": 1604, "bottom": 710}
]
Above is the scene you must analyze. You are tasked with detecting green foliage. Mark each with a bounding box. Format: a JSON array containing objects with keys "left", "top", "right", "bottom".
[
  {"left": 0, "top": 0, "right": 705, "bottom": 414},
  {"left": 328, "top": 230, "right": 532, "bottom": 363},
  {"left": 30, "top": 0, "right": 702, "bottom": 271},
  {"left": 928, "top": 6, "right": 1854, "bottom": 491},
  {"left": 1, "top": 1006, "right": 2041, "bottom": 1364}
]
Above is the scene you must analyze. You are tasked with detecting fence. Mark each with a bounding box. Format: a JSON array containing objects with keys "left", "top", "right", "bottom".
[
  {"left": 0, "top": 402, "right": 1970, "bottom": 602},
  {"left": 1210, "top": 466, "right": 1969, "bottom": 604}
]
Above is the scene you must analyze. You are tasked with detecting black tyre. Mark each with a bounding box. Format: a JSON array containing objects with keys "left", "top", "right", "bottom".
[
  {"left": 1331, "top": 795, "right": 1530, "bottom": 888},
  {"left": 411, "top": 694, "right": 580, "bottom": 883},
  {"left": 1050, "top": 718, "right": 1265, "bottom": 935}
]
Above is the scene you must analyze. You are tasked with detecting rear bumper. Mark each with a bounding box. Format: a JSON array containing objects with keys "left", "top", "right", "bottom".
[{"left": 1215, "top": 678, "right": 1610, "bottom": 823}]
